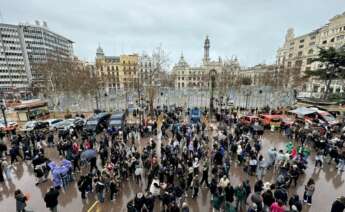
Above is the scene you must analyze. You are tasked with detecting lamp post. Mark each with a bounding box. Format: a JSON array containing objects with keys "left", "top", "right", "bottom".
[{"left": 209, "top": 69, "right": 217, "bottom": 121}]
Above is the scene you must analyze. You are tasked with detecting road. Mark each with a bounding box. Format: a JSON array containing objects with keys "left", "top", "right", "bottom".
[{"left": 0, "top": 130, "right": 344, "bottom": 212}]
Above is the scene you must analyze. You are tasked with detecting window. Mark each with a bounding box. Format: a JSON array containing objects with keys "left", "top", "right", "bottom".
[
  {"left": 310, "top": 35, "right": 316, "bottom": 40},
  {"left": 322, "top": 40, "right": 327, "bottom": 44},
  {"left": 300, "top": 39, "right": 304, "bottom": 43},
  {"left": 299, "top": 45, "right": 304, "bottom": 48},
  {"left": 305, "top": 67, "right": 311, "bottom": 71},
  {"left": 337, "top": 35, "right": 345, "bottom": 40},
  {"left": 309, "top": 42, "right": 315, "bottom": 46},
  {"left": 297, "top": 51, "right": 303, "bottom": 57},
  {"left": 290, "top": 42, "right": 295, "bottom": 46},
  {"left": 307, "top": 58, "right": 313, "bottom": 64},
  {"left": 308, "top": 49, "right": 314, "bottom": 54},
  {"left": 313, "top": 85, "right": 319, "bottom": 93},
  {"left": 295, "top": 60, "right": 302, "bottom": 67},
  {"left": 330, "top": 38, "right": 335, "bottom": 42},
  {"left": 287, "top": 61, "right": 292, "bottom": 67},
  {"left": 288, "top": 53, "right": 293, "bottom": 58}
]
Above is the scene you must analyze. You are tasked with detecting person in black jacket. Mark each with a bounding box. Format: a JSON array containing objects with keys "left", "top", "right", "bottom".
[
  {"left": 224, "top": 184, "right": 234, "bottom": 203},
  {"left": 134, "top": 192, "right": 145, "bottom": 211},
  {"left": 331, "top": 196, "right": 345, "bottom": 212},
  {"left": 288, "top": 194, "right": 302, "bottom": 212},
  {"left": 44, "top": 187, "right": 60, "bottom": 212},
  {"left": 77, "top": 176, "right": 88, "bottom": 199}
]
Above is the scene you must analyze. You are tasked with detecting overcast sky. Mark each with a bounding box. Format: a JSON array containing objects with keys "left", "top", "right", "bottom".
[{"left": 1, "top": 0, "right": 345, "bottom": 67}]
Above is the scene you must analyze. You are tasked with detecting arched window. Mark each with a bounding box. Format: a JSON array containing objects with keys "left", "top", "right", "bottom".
[{"left": 308, "top": 49, "right": 314, "bottom": 54}]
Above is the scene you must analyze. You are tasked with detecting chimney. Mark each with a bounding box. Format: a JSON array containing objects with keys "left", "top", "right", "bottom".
[
  {"left": 43, "top": 21, "right": 48, "bottom": 28},
  {"left": 35, "top": 20, "right": 40, "bottom": 26}
]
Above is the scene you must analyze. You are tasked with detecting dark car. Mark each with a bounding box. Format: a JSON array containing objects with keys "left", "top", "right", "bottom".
[
  {"left": 108, "top": 112, "right": 126, "bottom": 132},
  {"left": 190, "top": 107, "right": 201, "bottom": 123},
  {"left": 84, "top": 112, "right": 110, "bottom": 133}
]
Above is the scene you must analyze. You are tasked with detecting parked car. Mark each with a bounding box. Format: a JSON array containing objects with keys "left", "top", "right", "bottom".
[
  {"left": 51, "top": 119, "right": 75, "bottom": 132},
  {"left": 259, "top": 114, "right": 285, "bottom": 129},
  {"left": 84, "top": 112, "right": 111, "bottom": 133},
  {"left": 240, "top": 115, "right": 260, "bottom": 126},
  {"left": 0, "top": 120, "right": 18, "bottom": 132},
  {"left": 24, "top": 120, "right": 49, "bottom": 131},
  {"left": 108, "top": 112, "right": 126, "bottom": 132},
  {"left": 46, "top": 119, "right": 63, "bottom": 130},
  {"left": 72, "top": 117, "right": 86, "bottom": 130}
]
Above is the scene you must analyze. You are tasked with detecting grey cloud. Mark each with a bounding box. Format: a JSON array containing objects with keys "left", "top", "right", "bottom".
[{"left": 1, "top": 0, "right": 345, "bottom": 66}]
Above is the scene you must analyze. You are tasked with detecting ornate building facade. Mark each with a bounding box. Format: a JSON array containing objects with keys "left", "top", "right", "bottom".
[
  {"left": 95, "top": 46, "right": 138, "bottom": 93},
  {"left": 172, "top": 36, "right": 241, "bottom": 90},
  {"left": 277, "top": 12, "right": 345, "bottom": 94}
]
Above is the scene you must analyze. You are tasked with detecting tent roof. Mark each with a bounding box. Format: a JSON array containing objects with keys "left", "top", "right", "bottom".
[{"left": 289, "top": 107, "right": 317, "bottom": 116}]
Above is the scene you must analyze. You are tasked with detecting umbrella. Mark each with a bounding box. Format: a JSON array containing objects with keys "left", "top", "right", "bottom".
[
  {"left": 48, "top": 161, "right": 71, "bottom": 187},
  {"left": 61, "top": 159, "right": 72, "bottom": 169},
  {"left": 81, "top": 149, "right": 97, "bottom": 161}
]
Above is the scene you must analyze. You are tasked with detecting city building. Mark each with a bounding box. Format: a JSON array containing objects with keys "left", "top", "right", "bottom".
[
  {"left": 237, "top": 64, "right": 277, "bottom": 86},
  {"left": 0, "top": 21, "right": 74, "bottom": 92},
  {"left": 95, "top": 45, "right": 138, "bottom": 93},
  {"left": 138, "top": 53, "right": 159, "bottom": 86},
  {"left": 277, "top": 12, "right": 345, "bottom": 94},
  {"left": 172, "top": 36, "right": 240, "bottom": 90}
]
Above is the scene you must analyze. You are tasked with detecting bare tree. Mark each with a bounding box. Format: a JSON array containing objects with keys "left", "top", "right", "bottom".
[
  {"left": 145, "top": 45, "right": 170, "bottom": 115},
  {"left": 34, "top": 58, "right": 102, "bottom": 110}
]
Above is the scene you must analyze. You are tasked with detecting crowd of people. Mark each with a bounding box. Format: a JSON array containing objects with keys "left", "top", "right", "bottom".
[{"left": 0, "top": 106, "right": 344, "bottom": 212}]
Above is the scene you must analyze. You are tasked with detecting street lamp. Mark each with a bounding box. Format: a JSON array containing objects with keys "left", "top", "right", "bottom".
[{"left": 209, "top": 69, "right": 217, "bottom": 121}]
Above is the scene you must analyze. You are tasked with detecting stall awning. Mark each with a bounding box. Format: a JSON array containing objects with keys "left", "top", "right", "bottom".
[{"left": 289, "top": 107, "right": 317, "bottom": 116}]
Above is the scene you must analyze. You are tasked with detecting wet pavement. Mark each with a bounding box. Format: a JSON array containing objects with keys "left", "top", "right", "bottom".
[{"left": 0, "top": 130, "right": 344, "bottom": 212}]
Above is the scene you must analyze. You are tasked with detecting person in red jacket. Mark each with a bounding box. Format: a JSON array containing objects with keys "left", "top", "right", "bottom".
[{"left": 270, "top": 200, "right": 286, "bottom": 212}]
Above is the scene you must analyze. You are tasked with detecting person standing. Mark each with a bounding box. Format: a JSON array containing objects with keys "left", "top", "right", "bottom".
[
  {"left": 109, "top": 177, "right": 118, "bottom": 201},
  {"left": 14, "top": 189, "right": 27, "bottom": 212},
  {"left": 200, "top": 161, "right": 209, "bottom": 187},
  {"left": 95, "top": 178, "right": 105, "bottom": 203},
  {"left": 331, "top": 196, "right": 345, "bottom": 212},
  {"left": 44, "top": 187, "right": 60, "bottom": 212},
  {"left": 270, "top": 200, "right": 285, "bottom": 212},
  {"left": 315, "top": 150, "right": 324, "bottom": 168},
  {"left": 0, "top": 159, "right": 4, "bottom": 183},
  {"left": 1, "top": 159, "right": 12, "bottom": 181},
  {"left": 234, "top": 183, "right": 246, "bottom": 211},
  {"left": 77, "top": 176, "right": 87, "bottom": 199},
  {"left": 303, "top": 178, "right": 315, "bottom": 206},
  {"left": 192, "top": 174, "right": 200, "bottom": 198}
]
